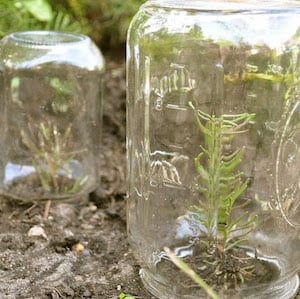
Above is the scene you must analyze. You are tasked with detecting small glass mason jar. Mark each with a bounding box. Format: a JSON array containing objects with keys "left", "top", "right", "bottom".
[
  {"left": 0, "top": 31, "right": 104, "bottom": 202},
  {"left": 127, "top": 1, "right": 300, "bottom": 298}
]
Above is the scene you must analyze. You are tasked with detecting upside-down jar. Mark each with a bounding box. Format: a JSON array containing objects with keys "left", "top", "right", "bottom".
[
  {"left": 0, "top": 31, "right": 104, "bottom": 202},
  {"left": 127, "top": 1, "right": 300, "bottom": 298}
]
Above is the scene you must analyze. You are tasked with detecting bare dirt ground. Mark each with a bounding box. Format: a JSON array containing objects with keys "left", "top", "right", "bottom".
[{"left": 0, "top": 50, "right": 299, "bottom": 299}]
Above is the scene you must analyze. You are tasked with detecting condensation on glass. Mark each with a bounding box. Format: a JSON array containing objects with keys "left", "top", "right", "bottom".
[
  {"left": 127, "top": 1, "right": 300, "bottom": 298},
  {"left": 0, "top": 31, "right": 104, "bottom": 202}
]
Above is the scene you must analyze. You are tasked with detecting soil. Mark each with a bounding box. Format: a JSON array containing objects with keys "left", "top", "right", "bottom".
[
  {"left": 2, "top": 174, "right": 84, "bottom": 202},
  {"left": 158, "top": 245, "right": 280, "bottom": 297},
  {"left": 0, "top": 50, "right": 299, "bottom": 299}
]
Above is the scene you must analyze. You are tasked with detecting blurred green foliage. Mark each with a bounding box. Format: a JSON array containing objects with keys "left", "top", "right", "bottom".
[{"left": 0, "top": 0, "right": 146, "bottom": 48}]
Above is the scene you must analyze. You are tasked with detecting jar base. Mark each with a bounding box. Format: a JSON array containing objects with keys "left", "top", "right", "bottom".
[{"left": 140, "top": 267, "right": 299, "bottom": 299}]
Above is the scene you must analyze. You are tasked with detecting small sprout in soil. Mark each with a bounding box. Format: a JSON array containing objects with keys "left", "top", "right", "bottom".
[
  {"left": 21, "top": 121, "right": 88, "bottom": 195},
  {"left": 20, "top": 121, "right": 88, "bottom": 218},
  {"left": 118, "top": 292, "right": 136, "bottom": 299}
]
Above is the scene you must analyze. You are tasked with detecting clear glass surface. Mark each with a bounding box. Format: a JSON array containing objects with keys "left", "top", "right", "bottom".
[
  {"left": 0, "top": 31, "right": 105, "bottom": 202},
  {"left": 127, "top": 1, "right": 300, "bottom": 298}
]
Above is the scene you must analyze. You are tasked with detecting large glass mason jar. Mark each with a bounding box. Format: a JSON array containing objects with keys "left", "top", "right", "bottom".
[
  {"left": 127, "top": 1, "right": 300, "bottom": 298},
  {"left": 0, "top": 31, "right": 104, "bottom": 202}
]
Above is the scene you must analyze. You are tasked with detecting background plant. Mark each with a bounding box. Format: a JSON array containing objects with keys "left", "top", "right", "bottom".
[
  {"left": 0, "top": 0, "right": 146, "bottom": 48},
  {"left": 0, "top": 0, "right": 85, "bottom": 37}
]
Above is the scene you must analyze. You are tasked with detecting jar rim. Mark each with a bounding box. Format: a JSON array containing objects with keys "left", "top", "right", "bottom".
[
  {"left": 7, "top": 30, "right": 89, "bottom": 47},
  {"left": 144, "top": 0, "right": 300, "bottom": 11}
]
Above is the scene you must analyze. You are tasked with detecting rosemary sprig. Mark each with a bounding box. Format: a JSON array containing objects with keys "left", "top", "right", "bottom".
[{"left": 189, "top": 102, "right": 256, "bottom": 253}]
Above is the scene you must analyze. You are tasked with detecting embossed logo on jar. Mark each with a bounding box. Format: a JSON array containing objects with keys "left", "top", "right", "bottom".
[{"left": 150, "top": 63, "right": 196, "bottom": 111}]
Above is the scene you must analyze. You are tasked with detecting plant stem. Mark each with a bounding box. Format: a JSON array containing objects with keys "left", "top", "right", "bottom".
[
  {"left": 48, "top": 159, "right": 59, "bottom": 192},
  {"left": 206, "top": 115, "right": 222, "bottom": 254},
  {"left": 43, "top": 200, "right": 51, "bottom": 219}
]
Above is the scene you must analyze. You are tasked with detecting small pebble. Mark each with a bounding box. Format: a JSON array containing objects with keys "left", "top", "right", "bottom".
[
  {"left": 82, "top": 249, "right": 92, "bottom": 256},
  {"left": 83, "top": 289, "right": 92, "bottom": 297},
  {"left": 105, "top": 207, "right": 119, "bottom": 218},
  {"left": 27, "top": 225, "right": 48, "bottom": 240},
  {"left": 72, "top": 243, "right": 85, "bottom": 252}
]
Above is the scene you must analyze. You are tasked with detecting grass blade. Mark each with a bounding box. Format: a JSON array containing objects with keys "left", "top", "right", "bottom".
[{"left": 164, "top": 247, "right": 221, "bottom": 299}]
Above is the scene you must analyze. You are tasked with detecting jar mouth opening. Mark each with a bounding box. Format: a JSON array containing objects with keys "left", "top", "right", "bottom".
[{"left": 8, "top": 31, "right": 88, "bottom": 46}]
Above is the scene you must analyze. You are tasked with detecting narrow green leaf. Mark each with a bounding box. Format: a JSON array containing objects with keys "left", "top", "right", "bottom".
[
  {"left": 195, "top": 154, "right": 209, "bottom": 182},
  {"left": 118, "top": 294, "right": 136, "bottom": 299},
  {"left": 221, "top": 148, "right": 244, "bottom": 163},
  {"left": 226, "top": 212, "right": 249, "bottom": 232},
  {"left": 229, "top": 215, "right": 257, "bottom": 234},
  {"left": 224, "top": 180, "right": 248, "bottom": 204},
  {"left": 224, "top": 238, "right": 247, "bottom": 251},
  {"left": 22, "top": 0, "right": 53, "bottom": 22},
  {"left": 220, "top": 151, "right": 244, "bottom": 174},
  {"left": 219, "top": 172, "right": 243, "bottom": 182}
]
